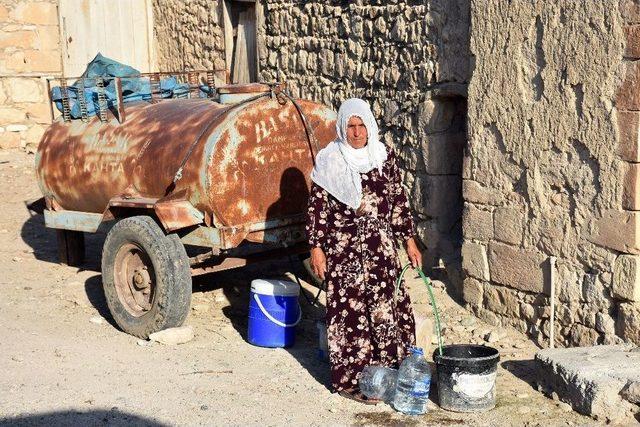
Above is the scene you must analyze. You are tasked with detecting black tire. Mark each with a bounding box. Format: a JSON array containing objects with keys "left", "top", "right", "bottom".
[{"left": 101, "top": 215, "right": 191, "bottom": 338}]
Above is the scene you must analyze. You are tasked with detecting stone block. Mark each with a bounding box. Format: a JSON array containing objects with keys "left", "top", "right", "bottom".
[
  {"left": 476, "top": 308, "right": 500, "bottom": 326},
  {"left": 25, "top": 102, "right": 53, "bottom": 124},
  {"left": 621, "top": 381, "right": 640, "bottom": 404},
  {"left": 557, "top": 262, "right": 582, "bottom": 303},
  {"left": 624, "top": 162, "right": 640, "bottom": 210},
  {"left": 588, "top": 209, "right": 640, "bottom": 254},
  {"left": 417, "top": 99, "right": 455, "bottom": 135},
  {"left": 416, "top": 220, "right": 442, "bottom": 248},
  {"left": 24, "top": 124, "right": 44, "bottom": 145},
  {"left": 462, "top": 203, "right": 493, "bottom": 241},
  {"left": 621, "top": 0, "right": 640, "bottom": 24},
  {"left": 613, "top": 255, "right": 640, "bottom": 301},
  {"left": 24, "top": 49, "right": 61, "bottom": 73},
  {"left": 420, "top": 131, "right": 465, "bottom": 175},
  {"left": 461, "top": 240, "right": 489, "bottom": 280},
  {"left": 0, "top": 5, "right": 8, "bottom": 21},
  {"left": 617, "top": 61, "right": 640, "bottom": 111},
  {"left": 462, "top": 179, "right": 502, "bottom": 205},
  {"left": 617, "top": 110, "right": 640, "bottom": 162},
  {"left": 399, "top": 146, "right": 425, "bottom": 172},
  {"left": 7, "top": 124, "right": 27, "bottom": 132},
  {"left": 569, "top": 324, "right": 600, "bottom": 347},
  {"left": 618, "top": 302, "right": 640, "bottom": 344},
  {"left": 11, "top": 2, "right": 59, "bottom": 25},
  {"left": 5, "top": 77, "right": 43, "bottom": 103},
  {"left": 0, "top": 107, "right": 27, "bottom": 123},
  {"left": 0, "top": 132, "right": 21, "bottom": 149},
  {"left": 0, "top": 30, "right": 37, "bottom": 49},
  {"left": 536, "top": 345, "right": 639, "bottom": 423},
  {"left": 1, "top": 51, "right": 27, "bottom": 73},
  {"left": 411, "top": 174, "right": 462, "bottom": 218},
  {"left": 624, "top": 25, "right": 640, "bottom": 58},
  {"left": 0, "top": 81, "right": 6, "bottom": 105},
  {"left": 462, "top": 277, "right": 483, "bottom": 307},
  {"left": 494, "top": 206, "right": 524, "bottom": 245},
  {"left": 487, "top": 242, "right": 546, "bottom": 293},
  {"left": 483, "top": 284, "right": 519, "bottom": 317},
  {"left": 595, "top": 312, "right": 616, "bottom": 335}
]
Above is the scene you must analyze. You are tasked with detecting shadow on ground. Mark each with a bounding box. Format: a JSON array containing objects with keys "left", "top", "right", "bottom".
[
  {"left": 23, "top": 207, "right": 332, "bottom": 391},
  {"left": 501, "top": 359, "right": 538, "bottom": 389},
  {"left": 84, "top": 274, "right": 118, "bottom": 330},
  {"left": 192, "top": 258, "right": 332, "bottom": 391},
  {"left": 20, "top": 211, "right": 104, "bottom": 271},
  {"left": 0, "top": 409, "right": 168, "bottom": 426}
]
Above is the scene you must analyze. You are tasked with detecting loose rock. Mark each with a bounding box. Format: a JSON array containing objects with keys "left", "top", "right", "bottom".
[
  {"left": 149, "top": 326, "right": 194, "bottom": 345},
  {"left": 461, "top": 316, "right": 476, "bottom": 327},
  {"left": 89, "top": 316, "right": 104, "bottom": 325},
  {"left": 620, "top": 381, "right": 640, "bottom": 404},
  {"left": 484, "top": 330, "right": 506, "bottom": 343},
  {"left": 557, "top": 402, "right": 573, "bottom": 412}
]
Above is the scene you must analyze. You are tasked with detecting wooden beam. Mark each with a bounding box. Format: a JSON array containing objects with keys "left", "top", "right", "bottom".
[{"left": 222, "top": 0, "right": 233, "bottom": 84}]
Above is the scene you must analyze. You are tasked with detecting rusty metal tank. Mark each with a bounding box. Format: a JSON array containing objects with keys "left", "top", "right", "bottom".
[{"left": 36, "top": 83, "right": 337, "bottom": 237}]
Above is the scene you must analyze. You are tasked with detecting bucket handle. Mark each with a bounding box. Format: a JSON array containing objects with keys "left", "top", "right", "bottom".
[{"left": 253, "top": 293, "right": 302, "bottom": 328}]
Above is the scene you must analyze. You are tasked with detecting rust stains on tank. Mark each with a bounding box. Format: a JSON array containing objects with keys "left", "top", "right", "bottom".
[
  {"left": 37, "top": 99, "right": 229, "bottom": 213},
  {"left": 36, "top": 89, "right": 337, "bottom": 235},
  {"left": 205, "top": 97, "right": 335, "bottom": 229}
]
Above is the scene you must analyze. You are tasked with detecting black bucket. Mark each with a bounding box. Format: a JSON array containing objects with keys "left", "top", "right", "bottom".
[{"left": 433, "top": 344, "right": 500, "bottom": 412}]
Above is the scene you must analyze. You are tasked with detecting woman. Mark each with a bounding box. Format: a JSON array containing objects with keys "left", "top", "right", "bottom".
[{"left": 306, "top": 98, "right": 421, "bottom": 403}]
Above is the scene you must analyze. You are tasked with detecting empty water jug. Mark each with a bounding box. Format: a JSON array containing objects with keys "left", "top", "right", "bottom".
[{"left": 359, "top": 365, "right": 398, "bottom": 402}]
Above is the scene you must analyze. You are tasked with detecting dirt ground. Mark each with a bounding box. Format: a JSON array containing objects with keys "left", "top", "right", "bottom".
[{"left": 0, "top": 149, "right": 598, "bottom": 426}]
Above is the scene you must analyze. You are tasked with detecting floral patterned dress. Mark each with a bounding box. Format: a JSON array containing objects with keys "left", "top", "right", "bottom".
[{"left": 306, "top": 147, "right": 417, "bottom": 392}]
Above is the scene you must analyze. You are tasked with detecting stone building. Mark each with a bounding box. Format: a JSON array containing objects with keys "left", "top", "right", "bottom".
[{"left": 1, "top": 0, "right": 639, "bottom": 347}]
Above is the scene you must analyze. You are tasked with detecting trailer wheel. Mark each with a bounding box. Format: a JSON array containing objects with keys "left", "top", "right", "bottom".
[{"left": 101, "top": 216, "right": 191, "bottom": 338}]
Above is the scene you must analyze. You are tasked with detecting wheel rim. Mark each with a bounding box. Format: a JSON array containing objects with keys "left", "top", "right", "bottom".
[{"left": 113, "top": 243, "right": 156, "bottom": 317}]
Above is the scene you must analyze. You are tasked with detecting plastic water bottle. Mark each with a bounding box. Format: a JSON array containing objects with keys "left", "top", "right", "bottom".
[
  {"left": 359, "top": 366, "right": 398, "bottom": 402},
  {"left": 392, "top": 347, "right": 432, "bottom": 415}
]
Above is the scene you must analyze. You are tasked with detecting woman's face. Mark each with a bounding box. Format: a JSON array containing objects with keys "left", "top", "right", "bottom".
[{"left": 346, "top": 116, "right": 368, "bottom": 149}]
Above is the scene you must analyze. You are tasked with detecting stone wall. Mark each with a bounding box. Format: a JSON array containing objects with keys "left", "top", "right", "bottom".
[
  {"left": 0, "top": 0, "right": 61, "bottom": 150},
  {"left": 259, "top": 0, "right": 471, "bottom": 288},
  {"left": 152, "top": 0, "right": 226, "bottom": 81},
  {"left": 465, "top": 0, "right": 640, "bottom": 346}
]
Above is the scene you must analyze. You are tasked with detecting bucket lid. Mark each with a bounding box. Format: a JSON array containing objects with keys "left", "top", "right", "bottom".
[{"left": 251, "top": 279, "right": 300, "bottom": 297}]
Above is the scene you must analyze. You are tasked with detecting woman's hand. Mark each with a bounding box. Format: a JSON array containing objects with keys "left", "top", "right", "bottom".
[
  {"left": 405, "top": 237, "right": 422, "bottom": 269},
  {"left": 310, "top": 246, "right": 327, "bottom": 281}
]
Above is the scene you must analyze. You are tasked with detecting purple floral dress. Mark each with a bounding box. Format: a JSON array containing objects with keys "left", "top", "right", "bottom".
[{"left": 306, "top": 147, "right": 417, "bottom": 392}]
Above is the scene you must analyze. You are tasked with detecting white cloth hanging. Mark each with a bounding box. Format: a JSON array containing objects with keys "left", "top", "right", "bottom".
[{"left": 311, "top": 98, "right": 388, "bottom": 209}]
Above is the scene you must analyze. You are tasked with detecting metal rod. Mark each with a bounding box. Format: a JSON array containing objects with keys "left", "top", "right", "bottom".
[
  {"left": 206, "top": 71, "right": 215, "bottom": 98},
  {"left": 96, "top": 77, "right": 108, "bottom": 122},
  {"left": 78, "top": 78, "right": 89, "bottom": 123},
  {"left": 115, "top": 77, "right": 126, "bottom": 124},
  {"left": 150, "top": 73, "right": 160, "bottom": 102},
  {"left": 60, "top": 79, "right": 71, "bottom": 122},
  {"left": 549, "top": 256, "right": 556, "bottom": 349},
  {"left": 46, "top": 69, "right": 216, "bottom": 82},
  {"left": 188, "top": 71, "right": 197, "bottom": 98},
  {"left": 45, "top": 78, "right": 54, "bottom": 123}
]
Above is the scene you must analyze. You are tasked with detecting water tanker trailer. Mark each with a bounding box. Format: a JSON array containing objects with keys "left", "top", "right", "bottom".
[{"left": 34, "top": 74, "right": 336, "bottom": 338}]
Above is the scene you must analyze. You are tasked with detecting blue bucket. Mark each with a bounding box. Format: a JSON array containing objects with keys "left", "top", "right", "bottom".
[{"left": 248, "top": 279, "right": 301, "bottom": 348}]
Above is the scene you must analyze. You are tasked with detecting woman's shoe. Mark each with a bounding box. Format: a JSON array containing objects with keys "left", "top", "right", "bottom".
[{"left": 338, "top": 388, "right": 381, "bottom": 405}]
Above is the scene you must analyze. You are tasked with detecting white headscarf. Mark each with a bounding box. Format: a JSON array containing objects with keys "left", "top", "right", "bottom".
[{"left": 311, "top": 98, "right": 388, "bottom": 209}]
